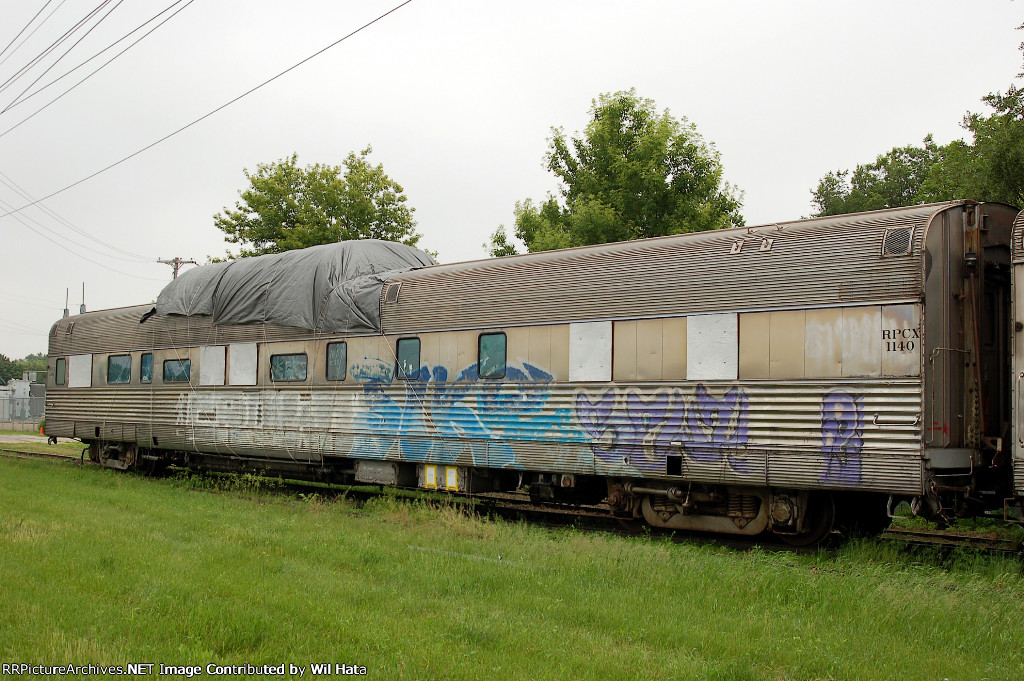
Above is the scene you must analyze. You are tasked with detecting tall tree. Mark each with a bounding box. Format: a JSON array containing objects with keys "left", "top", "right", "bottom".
[
  {"left": 488, "top": 89, "right": 743, "bottom": 255},
  {"left": 811, "top": 136, "right": 946, "bottom": 216},
  {"left": 953, "top": 86, "right": 1024, "bottom": 206},
  {"left": 0, "top": 354, "right": 18, "bottom": 383},
  {"left": 215, "top": 147, "right": 424, "bottom": 258}
]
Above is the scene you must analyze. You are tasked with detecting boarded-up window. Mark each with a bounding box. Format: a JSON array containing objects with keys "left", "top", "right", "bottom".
[
  {"left": 569, "top": 321, "right": 612, "bottom": 382},
  {"left": 68, "top": 354, "right": 92, "bottom": 388},
  {"left": 229, "top": 343, "right": 258, "bottom": 386},
  {"left": 199, "top": 345, "right": 226, "bottom": 386},
  {"left": 686, "top": 313, "right": 738, "bottom": 380}
]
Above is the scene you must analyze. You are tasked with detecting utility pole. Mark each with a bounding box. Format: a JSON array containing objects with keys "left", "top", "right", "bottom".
[{"left": 157, "top": 257, "right": 198, "bottom": 279}]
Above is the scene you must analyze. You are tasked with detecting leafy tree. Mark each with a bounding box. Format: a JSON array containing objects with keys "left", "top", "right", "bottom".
[
  {"left": 811, "top": 136, "right": 947, "bottom": 216},
  {"left": 0, "top": 354, "right": 17, "bottom": 383},
  {"left": 953, "top": 86, "right": 1024, "bottom": 206},
  {"left": 0, "top": 353, "right": 46, "bottom": 382},
  {"left": 17, "top": 353, "right": 47, "bottom": 375},
  {"left": 215, "top": 147, "right": 425, "bottom": 258},
  {"left": 488, "top": 89, "right": 743, "bottom": 255}
]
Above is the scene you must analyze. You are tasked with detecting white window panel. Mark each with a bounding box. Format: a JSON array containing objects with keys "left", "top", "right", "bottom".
[
  {"left": 686, "top": 313, "right": 738, "bottom": 380},
  {"left": 229, "top": 343, "right": 258, "bottom": 386},
  {"left": 569, "top": 321, "right": 612, "bottom": 382},
  {"left": 199, "top": 345, "right": 226, "bottom": 386},
  {"left": 67, "top": 354, "right": 93, "bottom": 388}
]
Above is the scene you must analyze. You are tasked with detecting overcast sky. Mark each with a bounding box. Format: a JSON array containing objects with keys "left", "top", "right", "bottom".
[{"left": 1, "top": 0, "right": 1021, "bottom": 359}]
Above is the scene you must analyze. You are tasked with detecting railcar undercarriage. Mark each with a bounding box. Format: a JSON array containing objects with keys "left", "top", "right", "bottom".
[{"left": 85, "top": 438, "right": 920, "bottom": 544}]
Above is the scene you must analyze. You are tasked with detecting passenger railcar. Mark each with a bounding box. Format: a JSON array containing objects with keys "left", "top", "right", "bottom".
[{"left": 44, "top": 200, "right": 1024, "bottom": 543}]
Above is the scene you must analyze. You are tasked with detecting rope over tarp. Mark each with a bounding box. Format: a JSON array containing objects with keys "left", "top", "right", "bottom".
[{"left": 153, "top": 240, "right": 435, "bottom": 333}]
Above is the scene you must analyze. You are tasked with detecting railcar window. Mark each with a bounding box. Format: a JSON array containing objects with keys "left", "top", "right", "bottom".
[
  {"left": 55, "top": 358, "right": 66, "bottom": 386},
  {"left": 163, "top": 359, "right": 191, "bottom": 383},
  {"left": 478, "top": 332, "right": 506, "bottom": 379},
  {"left": 396, "top": 338, "right": 420, "bottom": 380},
  {"left": 271, "top": 353, "right": 308, "bottom": 381},
  {"left": 326, "top": 342, "right": 347, "bottom": 381},
  {"left": 140, "top": 353, "right": 153, "bottom": 383},
  {"left": 107, "top": 355, "right": 131, "bottom": 384}
]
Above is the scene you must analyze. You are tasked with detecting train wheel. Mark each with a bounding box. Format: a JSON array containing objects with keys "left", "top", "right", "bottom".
[{"left": 777, "top": 493, "right": 835, "bottom": 546}]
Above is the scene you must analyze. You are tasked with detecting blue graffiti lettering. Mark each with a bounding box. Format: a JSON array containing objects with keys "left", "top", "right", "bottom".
[{"left": 351, "top": 360, "right": 580, "bottom": 467}]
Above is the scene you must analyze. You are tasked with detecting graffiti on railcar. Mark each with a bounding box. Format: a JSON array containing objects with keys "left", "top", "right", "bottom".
[
  {"left": 818, "top": 390, "right": 865, "bottom": 485},
  {"left": 576, "top": 385, "right": 751, "bottom": 474},
  {"left": 350, "top": 360, "right": 583, "bottom": 466}
]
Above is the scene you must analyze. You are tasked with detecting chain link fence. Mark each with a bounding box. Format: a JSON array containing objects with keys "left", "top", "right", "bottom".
[{"left": 0, "top": 395, "right": 46, "bottom": 432}]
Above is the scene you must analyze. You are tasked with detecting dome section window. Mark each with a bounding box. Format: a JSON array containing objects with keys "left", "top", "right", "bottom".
[
  {"left": 107, "top": 355, "right": 131, "bottom": 384},
  {"left": 327, "top": 342, "right": 347, "bottom": 381},
  {"left": 396, "top": 338, "right": 420, "bottom": 380},
  {"left": 478, "top": 333, "right": 507, "bottom": 379},
  {"left": 163, "top": 359, "right": 191, "bottom": 383},
  {"left": 271, "top": 353, "right": 308, "bottom": 382}
]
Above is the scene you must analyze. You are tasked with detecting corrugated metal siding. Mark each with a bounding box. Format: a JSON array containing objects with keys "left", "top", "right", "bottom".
[
  {"left": 1013, "top": 211, "right": 1024, "bottom": 494},
  {"left": 1012, "top": 210, "right": 1024, "bottom": 265},
  {"left": 49, "top": 305, "right": 332, "bottom": 356},
  {"left": 382, "top": 203, "right": 952, "bottom": 334},
  {"left": 46, "top": 378, "right": 923, "bottom": 495}
]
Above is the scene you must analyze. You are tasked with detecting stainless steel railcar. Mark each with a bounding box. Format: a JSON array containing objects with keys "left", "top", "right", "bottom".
[{"left": 44, "top": 200, "right": 1024, "bottom": 543}]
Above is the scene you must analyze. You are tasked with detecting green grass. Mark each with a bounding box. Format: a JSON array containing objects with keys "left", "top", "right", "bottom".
[{"left": 1, "top": 458, "right": 1022, "bottom": 680}]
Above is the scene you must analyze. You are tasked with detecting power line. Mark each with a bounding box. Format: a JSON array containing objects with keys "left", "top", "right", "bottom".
[
  {"left": 0, "top": 169, "right": 153, "bottom": 260},
  {"left": 0, "top": 0, "right": 68, "bottom": 70},
  {"left": 0, "top": 196, "right": 166, "bottom": 280},
  {"left": 0, "top": 0, "right": 417, "bottom": 221},
  {"left": 0, "top": 0, "right": 192, "bottom": 118},
  {"left": 0, "top": 0, "right": 114, "bottom": 96},
  {"left": 0, "top": 0, "right": 55, "bottom": 62},
  {"left": 1, "top": 0, "right": 126, "bottom": 115}
]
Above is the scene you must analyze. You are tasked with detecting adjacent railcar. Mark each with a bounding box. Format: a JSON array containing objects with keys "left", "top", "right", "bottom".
[{"left": 45, "top": 200, "right": 1023, "bottom": 543}]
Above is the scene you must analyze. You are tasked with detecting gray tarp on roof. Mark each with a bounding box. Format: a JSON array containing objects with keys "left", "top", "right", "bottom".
[{"left": 154, "top": 240, "right": 435, "bottom": 333}]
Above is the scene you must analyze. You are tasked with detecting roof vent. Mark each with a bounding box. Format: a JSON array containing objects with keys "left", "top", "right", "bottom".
[
  {"left": 383, "top": 283, "right": 402, "bottom": 303},
  {"left": 882, "top": 227, "right": 914, "bottom": 256}
]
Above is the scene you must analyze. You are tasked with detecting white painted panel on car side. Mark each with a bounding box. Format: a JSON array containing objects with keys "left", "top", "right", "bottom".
[
  {"left": 686, "top": 313, "right": 738, "bottom": 380},
  {"left": 200, "top": 345, "right": 226, "bottom": 386},
  {"left": 229, "top": 343, "right": 258, "bottom": 386},
  {"left": 842, "top": 306, "right": 882, "bottom": 377},
  {"left": 569, "top": 321, "right": 612, "bottom": 382},
  {"left": 68, "top": 354, "right": 92, "bottom": 388}
]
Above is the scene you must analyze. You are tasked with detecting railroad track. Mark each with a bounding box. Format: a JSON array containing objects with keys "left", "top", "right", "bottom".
[
  {"left": 0, "top": 446, "right": 84, "bottom": 462},
  {"left": 4, "top": 447, "right": 1022, "bottom": 556},
  {"left": 881, "top": 526, "right": 1023, "bottom": 556}
]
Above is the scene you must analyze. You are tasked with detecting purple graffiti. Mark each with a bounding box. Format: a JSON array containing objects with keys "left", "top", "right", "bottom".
[
  {"left": 577, "top": 385, "right": 750, "bottom": 474},
  {"left": 818, "top": 391, "right": 865, "bottom": 485},
  {"left": 683, "top": 385, "right": 750, "bottom": 472}
]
